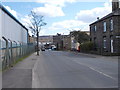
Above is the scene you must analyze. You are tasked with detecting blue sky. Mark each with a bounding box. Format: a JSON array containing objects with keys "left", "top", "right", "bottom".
[{"left": 1, "top": 0, "right": 112, "bottom": 36}]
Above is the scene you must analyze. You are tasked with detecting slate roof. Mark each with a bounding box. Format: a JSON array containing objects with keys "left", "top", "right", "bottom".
[{"left": 90, "top": 8, "right": 120, "bottom": 25}]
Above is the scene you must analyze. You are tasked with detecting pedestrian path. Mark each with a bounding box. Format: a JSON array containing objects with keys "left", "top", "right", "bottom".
[{"left": 2, "top": 53, "right": 38, "bottom": 88}]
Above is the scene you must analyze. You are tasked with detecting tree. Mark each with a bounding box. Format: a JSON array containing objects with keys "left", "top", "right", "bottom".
[
  {"left": 29, "top": 11, "right": 47, "bottom": 55},
  {"left": 70, "top": 31, "right": 90, "bottom": 44}
]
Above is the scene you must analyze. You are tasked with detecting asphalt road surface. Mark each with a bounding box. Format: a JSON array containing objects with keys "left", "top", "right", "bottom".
[{"left": 32, "top": 51, "right": 118, "bottom": 88}]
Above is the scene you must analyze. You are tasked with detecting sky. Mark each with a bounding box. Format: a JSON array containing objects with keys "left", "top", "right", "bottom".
[{"left": 1, "top": 0, "right": 113, "bottom": 36}]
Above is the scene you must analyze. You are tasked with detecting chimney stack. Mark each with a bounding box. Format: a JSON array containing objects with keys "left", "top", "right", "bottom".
[{"left": 112, "top": 0, "right": 119, "bottom": 11}]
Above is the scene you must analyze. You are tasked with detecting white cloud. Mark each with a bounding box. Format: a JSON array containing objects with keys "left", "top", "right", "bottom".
[
  {"left": 34, "top": 0, "right": 77, "bottom": 18},
  {"left": 36, "top": 0, "right": 77, "bottom": 7},
  {"left": 2, "top": 0, "right": 111, "bottom": 3},
  {"left": 75, "top": 2, "right": 112, "bottom": 23},
  {"left": 52, "top": 20, "right": 86, "bottom": 29},
  {"left": 32, "top": 4, "right": 65, "bottom": 17},
  {"left": 39, "top": 2, "right": 113, "bottom": 35},
  {"left": 21, "top": 15, "right": 31, "bottom": 26},
  {"left": 39, "top": 20, "right": 88, "bottom": 35},
  {"left": 21, "top": 2, "right": 113, "bottom": 35},
  {"left": 5, "top": 6, "right": 18, "bottom": 18},
  {"left": 21, "top": 17, "right": 90, "bottom": 35}
]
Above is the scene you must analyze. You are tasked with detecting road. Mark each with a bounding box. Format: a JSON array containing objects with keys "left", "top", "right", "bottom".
[{"left": 32, "top": 51, "right": 118, "bottom": 88}]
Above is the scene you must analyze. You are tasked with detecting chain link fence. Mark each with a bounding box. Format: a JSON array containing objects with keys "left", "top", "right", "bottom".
[{"left": 0, "top": 37, "right": 36, "bottom": 70}]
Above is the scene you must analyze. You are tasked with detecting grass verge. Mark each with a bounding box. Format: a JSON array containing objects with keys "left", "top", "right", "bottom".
[{"left": 2, "top": 53, "right": 33, "bottom": 72}]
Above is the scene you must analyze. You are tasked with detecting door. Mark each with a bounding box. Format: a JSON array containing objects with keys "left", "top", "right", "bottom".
[{"left": 111, "top": 39, "right": 113, "bottom": 53}]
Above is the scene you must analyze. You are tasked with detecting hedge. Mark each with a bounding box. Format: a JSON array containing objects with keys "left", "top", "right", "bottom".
[{"left": 80, "top": 41, "right": 94, "bottom": 52}]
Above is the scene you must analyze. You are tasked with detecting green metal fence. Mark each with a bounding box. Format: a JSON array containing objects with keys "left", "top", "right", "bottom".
[{"left": 0, "top": 37, "right": 36, "bottom": 70}]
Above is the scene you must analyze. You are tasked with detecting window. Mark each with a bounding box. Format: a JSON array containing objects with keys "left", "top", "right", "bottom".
[
  {"left": 110, "top": 19, "right": 113, "bottom": 31},
  {"left": 103, "top": 22, "right": 106, "bottom": 32},
  {"left": 110, "top": 36, "right": 114, "bottom": 53},
  {"left": 103, "top": 37, "right": 106, "bottom": 49},
  {"left": 94, "top": 37, "right": 97, "bottom": 43},
  {"left": 94, "top": 25, "right": 97, "bottom": 32}
]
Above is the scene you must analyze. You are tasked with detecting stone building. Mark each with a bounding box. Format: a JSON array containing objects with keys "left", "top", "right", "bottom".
[
  {"left": 53, "top": 34, "right": 63, "bottom": 50},
  {"left": 39, "top": 35, "right": 53, "bottom": 44},
  {"left": 53, "top": 34, "right": 71, "bottom": 50},
  {"left": 63, "top": 35, "right": 71, "bottom": 50},
  {"left": 90, "top": 0, "right": 120, "bottom": 55}
]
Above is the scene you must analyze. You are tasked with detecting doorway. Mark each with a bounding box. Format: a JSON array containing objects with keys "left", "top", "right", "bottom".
[{"left": 111, "top": 39, "right": 113, "bottom": 53}]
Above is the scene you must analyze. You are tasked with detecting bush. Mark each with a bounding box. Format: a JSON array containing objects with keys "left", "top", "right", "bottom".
[{"left": 80, "top": 41, "right": 94, "bottom": 52}]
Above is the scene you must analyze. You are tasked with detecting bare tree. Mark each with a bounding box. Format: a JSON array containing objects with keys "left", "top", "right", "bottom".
[{"left": 29, "top": 11, "right": 47, "bottom": 55}]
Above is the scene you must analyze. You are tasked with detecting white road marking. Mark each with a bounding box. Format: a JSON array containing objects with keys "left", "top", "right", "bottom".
[
  {"left": 72, "top": 60, "right": 117, "bottom": 81},
  {"left": 89, "top": 67, "right": 115, "bottom": 80}
]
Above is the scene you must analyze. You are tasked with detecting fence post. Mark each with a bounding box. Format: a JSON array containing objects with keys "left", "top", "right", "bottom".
[
  {"left": 2, "top": 37, "right": 10, "bottom": 68},
  {"left": 22, "top": 43, "right": 24, "bottom": 56},
  {"left": 8, "top": 39, "right": 13, "bottom": 66},
  {"left": 18, "top": 41, "right": 21, "bottom": 58},
  {"left": 13, "top": 41, "right": 18, "bottom": 62}
]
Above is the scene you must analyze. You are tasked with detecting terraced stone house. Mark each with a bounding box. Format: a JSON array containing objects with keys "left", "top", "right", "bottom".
[{"left": 90, "top": 0, "right": 120, "bottom": 55}]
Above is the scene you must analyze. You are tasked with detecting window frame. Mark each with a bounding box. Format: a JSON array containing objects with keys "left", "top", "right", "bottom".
[
  {"left": 103, "top": 22, "right": 107, "bottom": 32},
  {"left": 103, "top": 37, "right": 107, "bottom": 49},
  {"left": 110, "top": 19, "right": 113, "bottom": 31},
  {"left": 94, "top": 25, "right": 97, "bottom": 32}
]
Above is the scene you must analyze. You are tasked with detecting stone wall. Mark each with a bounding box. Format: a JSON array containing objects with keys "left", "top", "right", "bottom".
[{"left": 90, "top": 15, "right": 120, "bottom": 55}]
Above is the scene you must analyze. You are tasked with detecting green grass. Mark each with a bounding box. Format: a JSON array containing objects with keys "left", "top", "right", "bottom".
[
  {"left": 2, "top": 53, "right": 33, "bottom": 72},
  {"left": 14, "top": 54, "right": 31, "bottom": 65}
]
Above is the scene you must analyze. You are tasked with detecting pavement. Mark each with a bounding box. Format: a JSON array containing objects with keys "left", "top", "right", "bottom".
[
  {"left": 2, "top": 51, "right": 119, "bottom": 88},
  {"left": 2, "top": 53, "right": 38, "bottom": 88}
]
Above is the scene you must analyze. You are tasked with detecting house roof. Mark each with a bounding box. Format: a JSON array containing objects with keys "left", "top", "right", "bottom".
[
  {"left": 90, "top": 8, "right": 120, "bottom": 26},
  {"left": 0, "top": 3, "right": 28, "bottom": 31}
]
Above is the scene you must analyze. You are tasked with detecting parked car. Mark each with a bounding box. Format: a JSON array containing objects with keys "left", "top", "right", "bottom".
[
  {"left": 51, "top": 45, "right": 57, "bottom": 50},
  {"left": 41, "top": 47, "right": 45, "bottom": 51}
]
